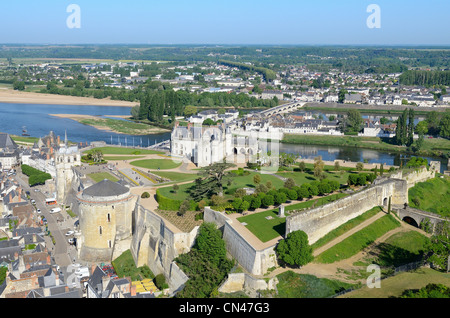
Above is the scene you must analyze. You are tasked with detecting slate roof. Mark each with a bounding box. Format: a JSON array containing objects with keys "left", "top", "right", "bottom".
[
  {"left": 0, "top": 133, "right": 18, "bottom": 150},
  {"left": 82, "top": 179, "right": 129, "bottom": 197}
]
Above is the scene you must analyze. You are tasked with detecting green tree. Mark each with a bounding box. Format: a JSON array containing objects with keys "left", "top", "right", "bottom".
[
  {"left": 345, "top": 109, "right": 363, "bottom": 133},
  {"left": 314, "top": 156, "right": 325, "bottom": 178},
  {"left": 439, "top": 113, "right": 450, "bottom": 138},
  {"left": 356, "top": 162, "right": 364, "bottom": 171},
  {"left": 425, "top": 221, "right": 450, "bottom": 272},
  {"left": 276, "top": 230, "right": 314, "bottom": 267},
  {"left": 253, "top": 174, "right": 261, "bottom": 185},
  {"left": 284, "top": 178, "right": 296, "bottom": 189},
  {"left": 194, "top": 223, "right": 228, "bottom": 266},
  {"left": 262, "top": 195, "right": 274, "bottom": 207},
  {"left": 298, "top": 161, "right": 306, "bottom": 172}
]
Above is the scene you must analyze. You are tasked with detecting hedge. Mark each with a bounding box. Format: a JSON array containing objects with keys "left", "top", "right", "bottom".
[
  {"left": 22, "top": 164, "right": 52, "bottom": 186},
  {"left": 155, "top": 189, "right": 196, "bottom": 211}
]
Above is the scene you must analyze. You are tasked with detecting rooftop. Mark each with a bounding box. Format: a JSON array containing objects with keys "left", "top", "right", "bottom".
[{"left": 82, "top": 179, "right": 130, "bottom": 198}]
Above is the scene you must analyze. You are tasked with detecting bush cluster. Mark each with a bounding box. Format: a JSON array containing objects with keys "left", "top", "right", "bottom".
[{"left": 21, "top": 164, "right": 52, "bottom": 187}]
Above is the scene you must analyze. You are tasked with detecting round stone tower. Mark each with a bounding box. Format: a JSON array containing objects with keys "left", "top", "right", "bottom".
[{"left": 76, "top": 179, "right": 136, "bottom": 262}]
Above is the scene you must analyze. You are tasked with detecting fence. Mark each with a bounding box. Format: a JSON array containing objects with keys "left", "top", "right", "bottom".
[{"left": 330, "top": 260, "right": 425, "bottom": 298}]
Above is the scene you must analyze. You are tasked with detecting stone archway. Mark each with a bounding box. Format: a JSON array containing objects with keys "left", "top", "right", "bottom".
[{"left": 402, "top": 216, "right": 419, "bottom": 228}]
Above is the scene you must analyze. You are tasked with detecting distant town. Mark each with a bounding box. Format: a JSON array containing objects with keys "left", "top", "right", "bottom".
[{"left": 0, "top": 45, "right": 449, "bottom": 300}]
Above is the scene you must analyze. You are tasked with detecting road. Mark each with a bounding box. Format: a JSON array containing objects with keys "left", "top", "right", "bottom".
[{"left": 15, "top": 171, "right": 77, "bottom": 269}]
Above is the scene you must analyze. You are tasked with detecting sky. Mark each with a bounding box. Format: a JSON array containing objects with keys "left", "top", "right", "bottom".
[{"left": 0, "top": 0, "right": 449, "bottom": 45}]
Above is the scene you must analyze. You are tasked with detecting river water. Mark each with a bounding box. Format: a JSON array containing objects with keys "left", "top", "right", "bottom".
[
  {"left": 0, "top": 103, "right": 447, "bottom": 172},
  {"left": 0, "top": 103, "right": 171, "bottom": 147}
]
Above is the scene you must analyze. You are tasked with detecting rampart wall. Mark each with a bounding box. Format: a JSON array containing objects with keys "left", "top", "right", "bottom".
[
  {"left": 204, "top": 207, "right": 278, "bottom": 276},
  {"left": 130, "top": 201, "right": 198, "bottom": 291}
]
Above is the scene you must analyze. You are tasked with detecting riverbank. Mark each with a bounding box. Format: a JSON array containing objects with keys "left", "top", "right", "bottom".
[
  {"left": 50, "top": 114, "right": 171, "bottom": 135},
  {"left": 282, "top": 134, "right": 450, "bottom": 159},
  {"left": 0, "top": 89, "right": 136, "bottom": 107}
]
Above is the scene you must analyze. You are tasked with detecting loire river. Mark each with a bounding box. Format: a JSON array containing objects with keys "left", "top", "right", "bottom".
[
  {"left": 0, "top": 103, "right": 447, "bottom": 172},
  {"left": 0, "top": 103, "right": 171, "bottom": 147}
]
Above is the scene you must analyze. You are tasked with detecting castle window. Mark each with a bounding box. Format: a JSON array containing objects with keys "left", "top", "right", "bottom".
[
  {"left": 99, "top": 226, "right": 102, "bottom": 235},
  {"left": 107, "top": 213, "right": 111, "bottom": 222}
]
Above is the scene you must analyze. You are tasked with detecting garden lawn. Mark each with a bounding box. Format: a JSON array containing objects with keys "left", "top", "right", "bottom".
[
  {"left": 130, "top": 159, "right": 182, "bottom": 170},
  {"left": 277, "top": 170, "right": 358, "bottom": 187},
  {"left": 112, "top": 250, "right": 154, "bottom": 281},
  {"left": 85, "top": 147, "right": 163, "bottom": 155},
  {"left": 315, "top": 214, "right": 401, "bottom": 264},
  {"left": 158, "top": 182, "right": 193, "bottom": 201},
  {"left": 237, "top": 193, "right": 348, "bottom": 243},
  {"left": 87, "top": 172, "right": 119, "bottom": 183},
  {"left": 150, "top": 171, "right": 199, "bottom": 183},
  {"left": 224, "top": 171, "right": 284, "bottom": 195},
  {"left": 104, "top": 155, "right": 145, "bottom": 161},
  {"left": 237, "top": 210, "right": 286, "bottom": 243},
  {"left": 408, "top": 176, "right": 450, "bottom": 217}
]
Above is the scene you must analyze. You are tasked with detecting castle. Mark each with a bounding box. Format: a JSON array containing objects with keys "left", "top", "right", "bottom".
[{"left": 170, "top": 122, "right": 259, "bottom": 167}]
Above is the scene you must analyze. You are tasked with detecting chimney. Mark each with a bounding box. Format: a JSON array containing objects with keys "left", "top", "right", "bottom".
[
  {"left": 130, "top": 284, "right": 137, "bottom": 297},
  {"left": 57, "top": 136, "right": 60, "bottom": 145},
  {"left": 50, "top": 147, "right": 54, "bottom": 154},
  {"left": 47, "top": 139, "right": 51, "bottom": 148},
  {"left": 47, "top": 153, "right": 50, "bottom": 160}
]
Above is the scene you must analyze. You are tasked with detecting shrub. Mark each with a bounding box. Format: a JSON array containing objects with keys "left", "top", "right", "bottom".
[
  {"left": 141, "top": 192, "right": 150, "bottom": 199},
  {"left": 262, "top": 195, "right": 274, "bottom": 207},
  {"left": 276, "top": 230, "right": 313, "bottom": 267},
  {"left": 154, "top": 274, "right": 168, "bottom": 290}
]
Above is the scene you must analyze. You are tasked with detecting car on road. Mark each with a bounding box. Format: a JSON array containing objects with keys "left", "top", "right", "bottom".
[
  {"left": 36, "top": 209, "right": 41, "bottom": 214},
  {"left": 65, "top": 231, "right": 75, "bottom": 236},
  {"left": 31, "top": 199, "right": 36, "bottom": 204},
  {"left": 50, "top": 207, "right": 62, "bottom": 214},
  {"left": 34, "top": 189, "right": 40, "bottom": 192},
  {"left": 68, "top": 238, "right": 76, "bottom": 245}
]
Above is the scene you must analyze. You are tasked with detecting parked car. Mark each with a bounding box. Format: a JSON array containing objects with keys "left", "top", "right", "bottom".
[{"left": 65, "top": 230, "right": 75, "bottom": 236}]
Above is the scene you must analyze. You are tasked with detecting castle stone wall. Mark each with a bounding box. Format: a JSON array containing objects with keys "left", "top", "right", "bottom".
[
  {"left": 130, "top": 202, "right": 198, "bottom": 290},
  {"left": 286, "top": 179, "right": 408, "bottom": 244},
  {"left": 205, "top": 208, "right": 278, "bottom": 276}
]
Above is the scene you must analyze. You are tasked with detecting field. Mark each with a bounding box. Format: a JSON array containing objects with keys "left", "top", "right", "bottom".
[
  {"left": 87, "top": 172, "right": 119, "bottom": 183},
  {"left": 369, "top": 231, "right": 430, "bottom": 267},
  {"left": 314, "top": 214, "right": 401, "bottom": 264},
  {"left": 85, "top": 147, "right": 163, "bottom": 155},
  {"left": 274, "top": 271, "right": 356, "bottom": 298},
  {"left": 311, "top": 206, "right": 383, "bottom": 251},
  {"left": 130, "top": 159, "right": 182, "bottom": 170},
  {"left": 408, "top": 176, "right": 450, "bottom": 217},
  {"left": 77, "top": 117, "right": 168, "bottom": 135},
  {"left": 340, "top": 268, "right": 450, "bottom": 298}
]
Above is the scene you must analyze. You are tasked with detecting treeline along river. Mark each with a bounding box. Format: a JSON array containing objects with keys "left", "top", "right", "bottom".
[{"left": 0, "top": 103, "right": 447, "bottom": 172}]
